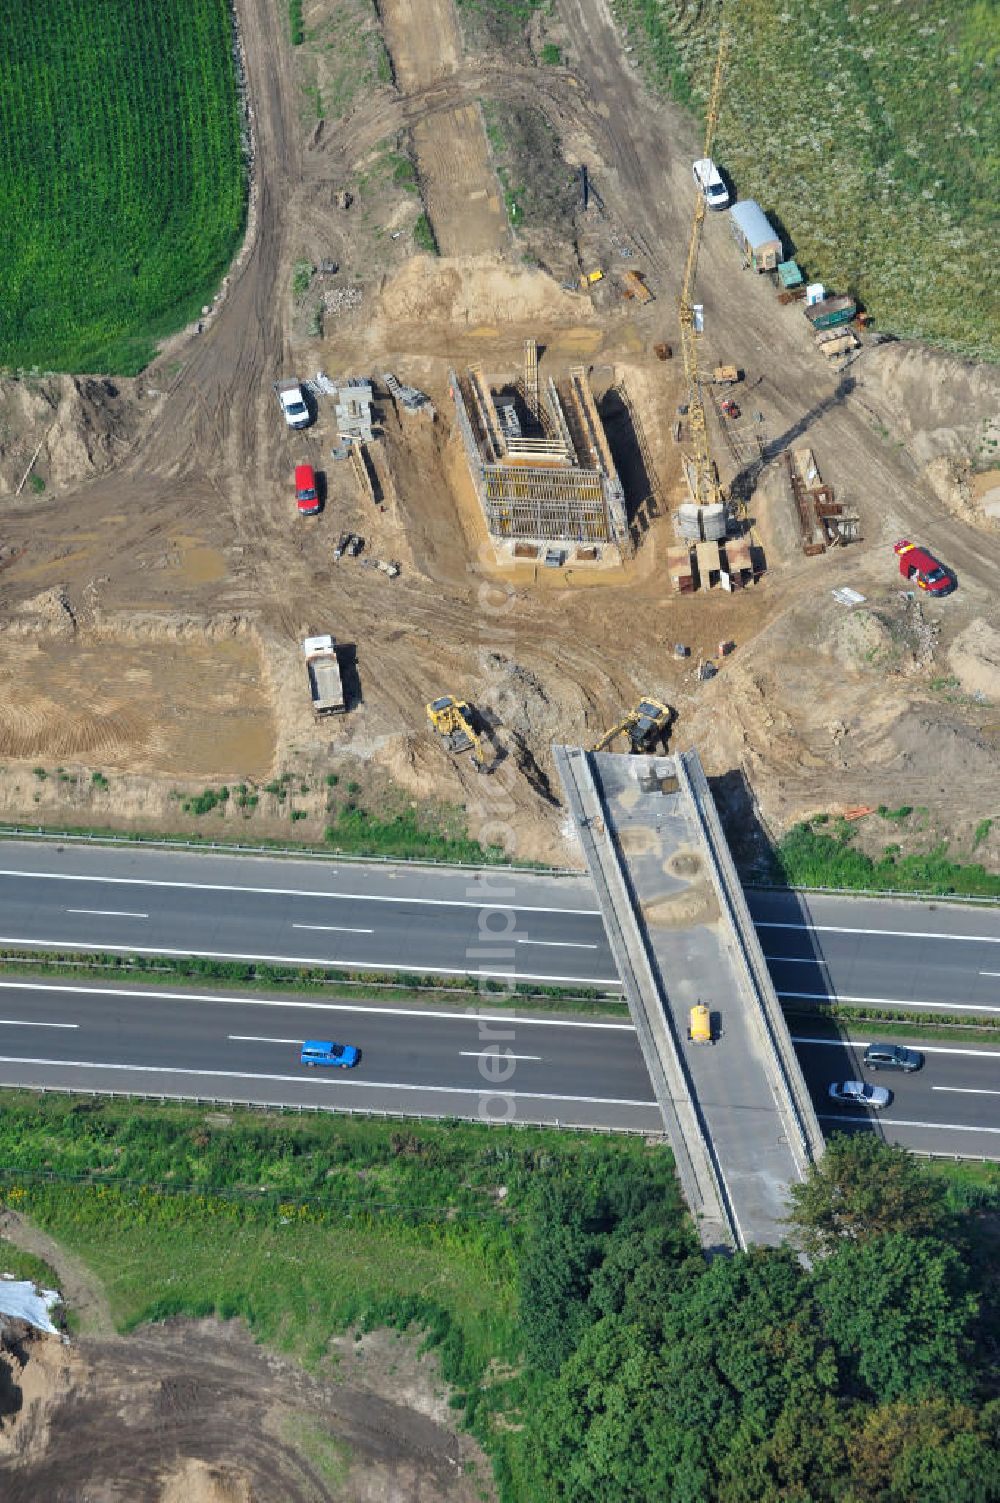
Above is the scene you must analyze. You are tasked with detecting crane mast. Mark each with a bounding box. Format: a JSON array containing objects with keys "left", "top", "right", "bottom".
[{"left": 677, "top": 28, "right": 730, "bottom": 510}]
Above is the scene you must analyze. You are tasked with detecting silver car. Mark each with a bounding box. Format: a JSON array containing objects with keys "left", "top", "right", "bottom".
[{"left": 828, "top": 1080, "right": 892, "bottom": 1110}]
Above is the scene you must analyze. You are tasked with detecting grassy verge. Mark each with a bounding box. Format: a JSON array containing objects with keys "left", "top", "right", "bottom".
[
  {"left": 773, "top": 820, "right": 1000, "bottom": 899},
  {"left": 611, "top": 0, "right": 999, "bottom": 360},
  {"left": 0, "top": 949, "right": 623, "bottom": 1015},
  {"left": 0, "top": 1097, "right": 680, "bottom": 1467},
  {"left": 0, "top": 818, "right": 551, "bottom": 869},
  {"left": 2, "top": 1098, "right": 996, "bottom": 1499}
]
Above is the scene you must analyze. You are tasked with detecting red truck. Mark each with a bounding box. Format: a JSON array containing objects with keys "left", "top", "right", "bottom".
[
  {"left": 893, "top": 539, "right": 955, "bottom": 595},
  {"left": 295, "top": 463, "right": 319, "bottom": 515}
]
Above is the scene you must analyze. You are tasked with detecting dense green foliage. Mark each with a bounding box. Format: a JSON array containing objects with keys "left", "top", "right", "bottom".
[
  {"left": 787, "top": 1132, "right": 951, "bottom": 1256},
  {"left": 324, "top": 804, "right": 502, "bottom": 861},
  {"left": 775, "top": 819, "right": 1000, "bottom": 897},
  {"left": 0, "top": 0, "right": 245, "bottom": 374},
  {"left": 613, "top": 0, "right": 1000, "bottom": 360},
  {"left": 3, "top": 1104, "right": 998, "bottom": 1501}
]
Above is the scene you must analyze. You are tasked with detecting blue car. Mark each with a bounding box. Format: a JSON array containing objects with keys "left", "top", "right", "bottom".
[{"left": 300, "top": 1040, "right": 360, "bottom": 1068}]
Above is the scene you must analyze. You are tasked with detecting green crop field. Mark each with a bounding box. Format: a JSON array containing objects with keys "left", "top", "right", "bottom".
[
  {"left": 614, "top": 0, "right": 1000, "bottom": 361},
  {"left": 0, "top": 0, "right": 246, "bottom": 375}
]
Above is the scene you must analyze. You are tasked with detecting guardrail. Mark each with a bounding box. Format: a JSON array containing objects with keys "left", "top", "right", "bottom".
[
  {"left": 746, "top": 881, "right": 1000, "bottom": 907},
  {"left": 0, "top": 825, "right": 583, "bottom": 878},
  {"left": 0, "top": 1083, "right": 661, "bottom": 1136},
  {"left": 555, "top": 746, "right": 740, "bottom": 1252},
  {"left": 679, "top": 753, "right": 825, "bottom": 1174}
]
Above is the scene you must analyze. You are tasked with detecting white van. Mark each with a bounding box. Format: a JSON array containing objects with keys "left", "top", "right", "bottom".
[{"left": 692, "top": 158, "right": 730, "bottom": 210}]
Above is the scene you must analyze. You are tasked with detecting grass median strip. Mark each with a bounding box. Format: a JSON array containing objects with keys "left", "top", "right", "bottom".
[
  {"left": 782, "top": 1000, "right": 1000, "bottom": 1046},
  {"left": 0, "top": 950, "right": 626, "bottom": 1018}
]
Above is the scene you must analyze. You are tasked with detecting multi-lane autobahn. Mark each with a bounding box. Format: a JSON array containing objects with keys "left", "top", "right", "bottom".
[{"left": 0, "top": 840, "right": 995, "bottom": 1152}]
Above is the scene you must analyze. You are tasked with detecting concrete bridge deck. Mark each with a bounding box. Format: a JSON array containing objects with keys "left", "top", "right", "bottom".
[{"left": 555, "top": 745, "right": 824, "bottom": 1250}]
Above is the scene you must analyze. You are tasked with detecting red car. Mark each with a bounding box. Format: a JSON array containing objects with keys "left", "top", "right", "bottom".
[
  {"left": 893, "top": 539, "right": 954, "bottom": 595},
  {"left": 295, "top": 463, "right": 319, "bottom": 515}
]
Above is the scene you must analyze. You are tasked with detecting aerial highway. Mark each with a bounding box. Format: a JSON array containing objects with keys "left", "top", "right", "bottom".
[
  {"left": 0, "top": 976, "right": 660, "bottom": 1131},
  {"left": 0, "top": 840, "right": 995, "bottom": 1153},
  {"left": 0, "top": 841, "right": 997, "bottom": 1016},
  {"left": 0, "top": 975, "right": 992, "bottom": 1153},
  {"left": 0, "top": 841, "right": 613, "bottom": 988}
]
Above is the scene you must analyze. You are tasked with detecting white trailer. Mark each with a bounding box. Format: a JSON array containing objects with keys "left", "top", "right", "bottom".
[{"left": 303, "top": 635, "right": 345, "bottom": 715}]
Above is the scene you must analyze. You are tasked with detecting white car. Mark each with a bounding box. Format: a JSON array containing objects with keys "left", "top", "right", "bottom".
[
  {"left": 828, "top": 1080, "right": 892, "bottom": 1110},
  {"left": 692, "top": 157, "right": 730, "bottom": 210},
  {"left": 275, "top": 378, "right": 311, "bottom": 430}
]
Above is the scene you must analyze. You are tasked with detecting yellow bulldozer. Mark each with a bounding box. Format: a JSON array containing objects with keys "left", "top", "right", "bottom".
[
  {"left": 426, "top": 695, "right": 494, "bottom": 774},
  {"left": 592, "top": 698, "right": 674, "bottom": 756}
]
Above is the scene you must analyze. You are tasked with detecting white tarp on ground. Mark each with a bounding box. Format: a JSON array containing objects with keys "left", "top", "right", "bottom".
[{"left": 0, "top": 1278, "right": 61, "bottom": 1335}]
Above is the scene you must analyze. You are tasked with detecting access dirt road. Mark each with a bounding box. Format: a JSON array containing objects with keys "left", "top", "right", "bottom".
[{"left": 0, "top": 0, "right": 997, "bottom": 867}]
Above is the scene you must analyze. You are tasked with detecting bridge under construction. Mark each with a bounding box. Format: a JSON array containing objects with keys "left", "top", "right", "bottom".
[{"left": 450, "top": 340, "right": 629, "bottom": 565}]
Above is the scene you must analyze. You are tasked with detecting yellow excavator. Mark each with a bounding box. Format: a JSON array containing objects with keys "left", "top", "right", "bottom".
[
  {"left": 592, "top": 698, "right": 674, "bottom": 755},
  {"left": 426, "top": 695, "right": 494, "bottom": 774}
]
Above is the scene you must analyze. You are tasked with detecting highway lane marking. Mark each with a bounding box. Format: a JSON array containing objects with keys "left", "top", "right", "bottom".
[
  {"left": 66, "top": 909, "right": 148, "bottom": 919},
  {"left": 764, "top": 954, "right": 829, "bottom": 965},
  {"left": 459, "top": 1050, "right": 542, "bottom": 1061},
  {"left": 0, "top": 1055, "right": 656, "bottom": 1107},
  {"left": 0, "top": 1020, "right": 78, "bottom": 1029},
  {"left": 230, "top": 1035, "right": 302, "bottom": 1045},
  {"left": 779, "top": 989, "right": 1000, "bottom": 1015},
  {"left": 515, "top": 938, "right": 599, "bottom": 950},
  {"left": 0, "top": 938, "right": 622, "bottom": 989},
  {"left": 757, "top": 920, "right": 1000, "bottom": 945},
  {"left": 931, "top": 1086, "right": 1000, "bottom": 1096},
  {"left": 0, "top": 868, "right": 600, "bottom": 917},
  {"left": 292, "top": 924, "right": 375, "bottom": 934},
  {"left": 981, "top": 971, "right": 1000, "bottom": 977},
  {"left": 791, "top": 1035, "right": 1000, "bottom": 1059},
  {"left": 0, "top": 980, "right": 635, "bottom": 1029},
  {"left": 818, "top": 1113, "right": 1000, "bottom": 1136}
]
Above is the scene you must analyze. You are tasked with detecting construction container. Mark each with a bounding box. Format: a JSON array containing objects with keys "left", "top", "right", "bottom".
[
  {"left": 696, "top": 539, "right": 721, "bottom": 587},
  {"left": 675, "top": 503, "right": 702, "bottom": 541},
  {"left": 804, "top": 294, "right": 856, "bottom": 331},
  {"left": 666, "top": 545, "right": 695, "bottom": 593},
  {"left": 729, "top": 201, "right": 782, "bottom": 272},
  {"left": 701, "top": 503, "right": 727, "bottom": 541},
  {"left": 722, "top": 539, "right": 753, "bottom": 586}
]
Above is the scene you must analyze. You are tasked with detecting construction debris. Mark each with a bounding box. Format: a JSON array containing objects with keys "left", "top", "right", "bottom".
[
  {"left": 360, "top": 557, "right": 400, "bottom": 578},
  {"left": 620, "top": 269, "right": 653, "bottom": 303},
  {"left": 784, "top": 448, "right": 861, "bottom": 555},
  {"left": 333, "top": 532, "right": 364, "bottom": 560},
  {"left": 323, "top": 285, "right": 363, "bottom": 317},
  {"left": 383, "top": 372, "right": 434, "bottom": 417}
]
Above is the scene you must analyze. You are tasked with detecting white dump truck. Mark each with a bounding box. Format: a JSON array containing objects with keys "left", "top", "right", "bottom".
[
  {"left": 275, "top": 378, "right": 311, "bottom": 429},
  {"left": 303, "top": 635, "right": 345, "bottom": 715}
]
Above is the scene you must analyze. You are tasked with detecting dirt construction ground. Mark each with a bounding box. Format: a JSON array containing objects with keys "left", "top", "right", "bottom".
[
  {"left": 0, "top": 0, "right": 998, "bottom": 868},
  {"left": 0, "top": 1209, "right": 491, "bottom": 1502},
  {"left": 0, "top": 1317, "right": 489, "bottom": 1503}
]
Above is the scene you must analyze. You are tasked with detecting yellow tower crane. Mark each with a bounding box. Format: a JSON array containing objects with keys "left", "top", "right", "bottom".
[{"left": 677, "top": 25, "right": 731, "bottom": 511}]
